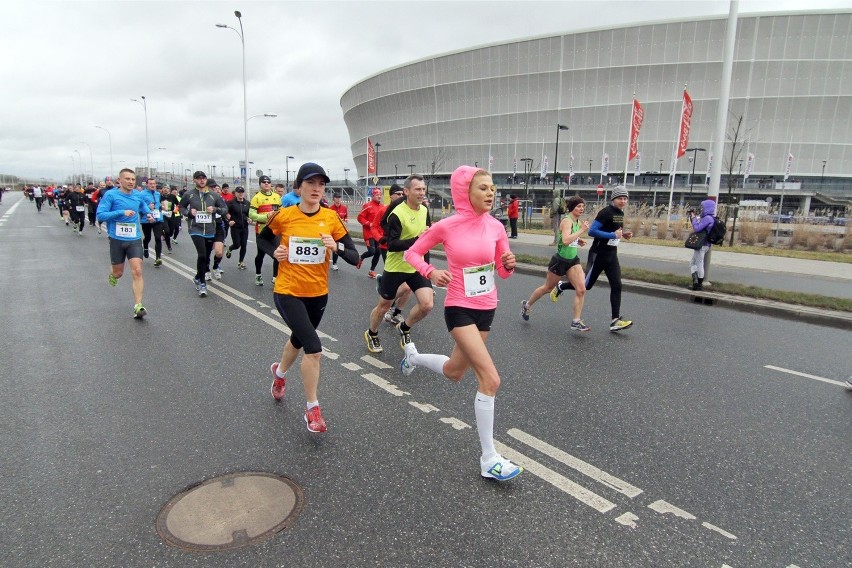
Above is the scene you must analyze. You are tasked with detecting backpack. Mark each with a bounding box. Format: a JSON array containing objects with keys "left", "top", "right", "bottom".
[{"left": 707, "top": 216, "right": 726, "bottom": 245}]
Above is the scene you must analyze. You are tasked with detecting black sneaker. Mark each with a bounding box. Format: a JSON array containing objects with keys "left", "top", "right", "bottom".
[
  {"left": 143, "top": 248, "right": 149, "bottom": 259},
  {"left": 226, "top": 249, "right": 232, "bottom": 259}
]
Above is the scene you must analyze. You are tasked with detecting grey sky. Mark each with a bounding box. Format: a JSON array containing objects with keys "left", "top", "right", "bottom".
[{"left": 1, "top": 0, "right": 845, "bottom": 184}]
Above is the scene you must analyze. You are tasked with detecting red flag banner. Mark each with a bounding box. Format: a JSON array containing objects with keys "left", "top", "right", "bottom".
[
  {"left": 628, "top": 98, "right": 644, "bottom": 161},
  {"left": 367, "top": 138, "right": 376, "bottom": 174},
  {"left": 677, "top": 90, "right": 693, "bottom": 158}
]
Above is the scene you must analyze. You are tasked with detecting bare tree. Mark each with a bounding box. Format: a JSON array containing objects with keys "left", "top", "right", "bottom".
[
  {"left": 723, "top": 112, "right": 751, "bottom": 204},
  {"left": 426, "top": 145, "right": 451, "bottom": 190}
]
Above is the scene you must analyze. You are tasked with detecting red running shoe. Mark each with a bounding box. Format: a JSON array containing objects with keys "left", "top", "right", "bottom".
[
  {"left": 356, "top": 258, "right": 363, "bottom": 269},
  {"left": 367, "top": 271, "right": 377, "bottom": 279},
  {"left": 270, "top": 362, "right": 286, "bottom": 401},
  {"left": 304, "top": 406, "right": 327, "bottom": 433}
]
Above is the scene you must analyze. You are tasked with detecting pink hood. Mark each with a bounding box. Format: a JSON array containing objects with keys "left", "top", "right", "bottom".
[{"left": 450, "top": 165, "right": 486, "bottom": 217}]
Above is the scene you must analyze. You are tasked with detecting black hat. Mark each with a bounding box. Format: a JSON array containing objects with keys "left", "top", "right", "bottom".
[
  {"left": 193, "top": 171, "right": 207, "bottom": 179},
  {"left": 207, "top": 179, "right": 219, "bottom": 187},
  {"left": 390, "top": 183, "right": 403, "bottom": 196},
  {"left": 221, "top": 183, "right": 229, "bottom": 189},
  {"left": 234, "top": 186, "right": 246, "bottom": 192},
  {"left": 332, "top": 193, "right": 341, "bottom": 198},
  {"left": 258, "top": 175, "right": 272, "bottom": 184},
  {"left": 294, "top": 163, "right": 330, "bottom": 188}
]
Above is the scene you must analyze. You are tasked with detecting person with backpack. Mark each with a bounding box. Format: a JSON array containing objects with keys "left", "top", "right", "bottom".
[{"left": 688, "top": 199, "right": 717, "bottom": 291}]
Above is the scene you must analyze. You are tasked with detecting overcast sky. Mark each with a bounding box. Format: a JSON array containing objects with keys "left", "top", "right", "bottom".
[{"left": 1, "top": 0, "right": 846, "bottom": 184}]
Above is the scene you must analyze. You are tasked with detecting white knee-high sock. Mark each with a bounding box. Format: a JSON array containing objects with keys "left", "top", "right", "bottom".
[
  {"left": 409, "top": 350, "right": 449, "bottom": 376},
  {"left": 474, "top": 392, "right": 496, "bottom": 460}
]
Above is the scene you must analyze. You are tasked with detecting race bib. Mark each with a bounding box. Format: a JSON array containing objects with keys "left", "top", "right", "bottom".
[
  {"left": 151, "top": 210, "right": 161, "bottom": 220},
  {"left": 288, "top": 236, "right": 325, "bottom": 264},
  {"left": 607, "top": 238, "right": 620, "bottom": 247},
  {"left": 568, "top": 239, "right": 579, "bottom": 248},
  {"left": 462, "top": 262, "right": 495, "bottom": 297},
  {"left": 195, "top": 212, "right": 212, "bottom": 223},
  {"left": 116, "top": 222, "right": 137, "bottom": 238},
  {"left": 75, "top": 205, "right": 85, "bottom": 212},
  {"left": 162, "top": 210, "right": 172, "bottom": 217}
]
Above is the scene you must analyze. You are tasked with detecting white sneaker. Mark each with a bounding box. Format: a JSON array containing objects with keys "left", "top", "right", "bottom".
[
  {"left": 480, "top": 454, "right": 524, "bottom": 481},
  {"left": 331, "top": 264, "right": 339, "bottom": 271},
  {"left": 204, "top": 272, "right": 212, "bottom": 282},
  {"left": 400, "top": 343, "right": 418, "bottom": 376},
  {"left": 212, "top": 268, "right": 223, "bottom": 280}
]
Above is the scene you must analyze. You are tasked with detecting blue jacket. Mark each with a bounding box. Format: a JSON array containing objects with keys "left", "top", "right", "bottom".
[
  {"left": 136, "top": 188, "right": 162, "bottom": 224},
  {"left": 96, "top": 189, "right": 150, "bottom": 241}
]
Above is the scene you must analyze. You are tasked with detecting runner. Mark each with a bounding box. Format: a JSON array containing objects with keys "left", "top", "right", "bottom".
[
  {"left": 225, "top": 186, "right": 250, "bottom": 269},
  {"left": 400, "top": 165, "right": 523, "bottom": 481},
  {"left": 258, "top": 163, "right": 359, "bottom": 433},
  {"left": 96, "top": 168, "right": 153, "bottom": 318},
  {"left": 179, "top": 171, "right": 228, "bottom": 297},
  {"left": 357, "top": 188, "right": 385, "bottom": 277},
  {"left": 158, "top": 185, "right": 176, "bottom": 254},
  {"left": 521, "top": 196, "right": 591, "bottom": 331},
  {"left": 89, "top": 182, "right": 104, "bottom": 233},
  {"left": 66, "top": 185, "right": 87, "bottom": 234},
  {"left": 248, "top": 175, "right": 280, "bottom": 286},
  {"left": 139, "top": 177, "right": 165, "bottom": 266},
  {"left": 32, "top": 185, "right": 44, "bottom": 212},
  {"left": 582, "top": 186, "right": 634, "bottom": 332},
  {"left": 364, "top": 178, "right": 430, "bottom": 354},
  {"left": 206, "top": 179, "right": 226, "bottom": 280},
  {"left": 328, "top": 192, "right": 348, "bottom": 271}
]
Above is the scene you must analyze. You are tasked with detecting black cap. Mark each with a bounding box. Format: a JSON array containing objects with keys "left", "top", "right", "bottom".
[
  {"left": 258, "top": 175, "right": 272, "bottom": 184},
  {"left": 294, "top": 163, "right": 330, "bottom": 188},
  {"left": 207, "top": 179, "right": 219, "bottom": 187},
  {"left": 221, "top": 183, "right": 229, "bottom": 189},
  {"left": 193, "top": 171, "right": 206, "bottom": 179},
  {"left": 234, "top": 186, "right": 246, "bottom": 192},
  {"left": 390, "top": 183, "right": 403, "bottom": 195}
]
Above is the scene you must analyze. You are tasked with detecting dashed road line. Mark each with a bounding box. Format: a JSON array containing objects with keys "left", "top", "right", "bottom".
[
  {"left": 648, "top": 499, "right": 696, "bottom": 520},
  {"left": 702, "top": 522, "right": 737, "bottom": 540}
]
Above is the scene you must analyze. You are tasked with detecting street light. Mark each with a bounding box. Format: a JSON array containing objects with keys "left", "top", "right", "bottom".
[
  {"left": 552, "top": 124, "right": 569, "bottom": 196},
  {"left": 130, "top": 96, "right": 149, "bottom": 176},
  {"left": 589, "top": 159, "right": 593, "bottom": 175},
  {"left": 73, "top": 149, "right": 83, "bottom": 185},
  {"left": 79, "top": 141, "right": 94, "bottom": 186},
  {"left": 94, "top": 125, "right": 112, "bottom": 178},
  {"left": 520, "top": 157, "right": 533, "bottom": 201},
  {"left": 216, "top": 11, "right": 248, "bottom": 193},
  {"left": 407, "top": 164, "right": 416, "bottom": 175},
  {"left": 685, "top": 147, "right": 706, "bottom": 194},
  {"left": 69, "top": 155, "right": 77, "bottom": 186},
  {"left": 821, "top": 160, "right": 827, "bottom": 185},
  {"left": 659, "top": 159, "right": 664, "bottom": 173},
  {"left": 344, "top": 168, "right": 350, "bottom": 185},
  {"left": 285, "top": 155, "right": 295, "bottom": 189}
]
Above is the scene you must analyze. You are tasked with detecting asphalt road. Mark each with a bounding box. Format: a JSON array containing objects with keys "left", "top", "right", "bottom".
[{"left": 2, "top": 193, "right": 850, "bottom": 568}]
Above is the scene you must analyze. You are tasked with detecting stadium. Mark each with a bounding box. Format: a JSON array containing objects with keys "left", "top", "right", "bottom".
[{"left": 340, "top": 10, "right": 851, "bottom": 212}]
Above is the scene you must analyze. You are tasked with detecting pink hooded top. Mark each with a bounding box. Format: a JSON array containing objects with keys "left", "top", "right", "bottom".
[{"left": 404, "top": 166, "right": 514, "bottom": 310}]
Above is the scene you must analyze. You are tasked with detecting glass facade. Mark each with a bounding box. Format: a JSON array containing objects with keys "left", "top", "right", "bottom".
[{"left": 341, "top": 12, "right": 851, "bottom": 183}]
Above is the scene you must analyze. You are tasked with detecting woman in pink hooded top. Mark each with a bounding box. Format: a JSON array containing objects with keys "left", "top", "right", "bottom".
[{"left": 402, "top": 166, "right": 523, "bottom": 482}]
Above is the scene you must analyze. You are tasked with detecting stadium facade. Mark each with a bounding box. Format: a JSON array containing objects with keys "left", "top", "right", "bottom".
[{"left": 340, "top": 10, "right": 851, "bottom": 202}]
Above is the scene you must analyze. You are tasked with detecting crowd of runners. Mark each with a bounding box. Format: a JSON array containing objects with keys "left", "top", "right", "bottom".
[{"left": 17, "top": 162, "right": 643, "bottom": 482}]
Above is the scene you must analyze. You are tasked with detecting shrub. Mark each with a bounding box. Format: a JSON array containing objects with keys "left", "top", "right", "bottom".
[{"left": 654, "top": 220, "right": 668, "bottom": 240}]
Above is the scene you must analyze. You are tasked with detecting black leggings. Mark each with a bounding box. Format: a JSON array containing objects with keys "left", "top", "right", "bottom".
[
  {"left": 142, "top": 222, "right": 164, "bottom": 259},
  {"left": 273, "top": 293, "right": 328, "bottom": 354},
  {"left": 87, "top": 205, "right": 97, "bottom": 226},
  {"left": 191, "top": 235, "right": 215, "bottom": 281},
  {"left": 585, "top": 250, "right": 622, "bottom": 320},
  {"left": 359, "top": 238, "right": 384, "bottom": 271},
  {"left": 71, "top": 208, "right": 86, "bottom": 230},
  {"left": 255, "top": 235, "right": 279, "bottom": 278},
  {"left": 229, "top": 226, "right": 249, "bottom": 262}
]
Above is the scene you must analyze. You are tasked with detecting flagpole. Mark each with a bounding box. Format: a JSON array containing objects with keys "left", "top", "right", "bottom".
[
  {"left": 623, "top": 94, "right": 634, "bottom": 187},
  {"left": 666, "top": 86, "right": 687, "bottom": 225}
]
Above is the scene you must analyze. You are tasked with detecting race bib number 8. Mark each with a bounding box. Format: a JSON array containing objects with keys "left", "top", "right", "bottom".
[
  {"left": 288, "top": 236, "right": 325, "bottom": 264},
  {"left": 462, "top": 262, "right": 495, "bottom": 297},
  {"left": 116, "top": 222, "right": 137, "bottom": 238},
  {"left": 195, "top": 212, "right": 212, "bottom": 223}
]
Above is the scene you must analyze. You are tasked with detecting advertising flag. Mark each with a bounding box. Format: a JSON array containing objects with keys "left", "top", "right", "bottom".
[
  {"left": 541, "top": 155, "right": 548, "bottom": 178},
  {"left": 628, "top": 99, "right": 645, "bottom": 161},
  {"left": 677, "top": 90, "right": 693, "bottom": 158},
  {"left": 601, "top": 153, "right": 610, "bottom": 176},
  {"left": 743, "top": 152, "right": 755, "bottom": 180},
  {"left": 513, "top": 157, "right": 517, "bottom": 179},
  {"left": 488, "top": 155, "right": 494, "bottom": 173},
  {"left": 784, "top": 153, "right": 794, "bottom": 180},
  {"left": 634, "top": 152, "right": 641, "bottom": 175},
  {"left": 367, "top": 138, "right": 376, "bottom": 174},
  {"left": 569, "top": 155, "right": 575, "bottom": 179},
  {"left": 706, "top": 152, "right": 713, "bottom": 179}
]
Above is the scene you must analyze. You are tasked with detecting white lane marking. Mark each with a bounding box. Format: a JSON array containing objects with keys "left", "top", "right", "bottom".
[
  {"left": 648, "top": 500, "right": 696, "bottom": 520},
  {"left": 341, "top": 362, "right": 362, "bottom": 371},
  {"left": 495, "top": 441, "right": 617, "bottom": 513},
  {"left": 361, "top": 373, "right": 409, "bottom": 397},
  {"left": 161, "top": 257, "right": 254, "bottom": 300},
  {"left": 361, "top": 355, "right": 393, "bottom": 369},
  {"left": 439, "top": 417, "right": 470, "bottom": 430},
  {"left": 257, "top": 301, "right": 270, "bottom": 308},
  {"left": 764, "top": 365, "right": 845, "bottom": 387},
  {"left": 409, "top": 401, "right": 440, "bottom": 413},
  {"left": 6, "top": 201, "right": 22, "bottom": 214},
  {"left": 321, "top": 347, "right": 339, "bottom": 360},
  {"left": 614, "top": 512, "right": 639, "bottom": 528},
  {"left": 702, "top": 522, "right": 737, "bottom": 540},
  {"left": 508, "top": 428, "right": 643, "bottom": 498}
]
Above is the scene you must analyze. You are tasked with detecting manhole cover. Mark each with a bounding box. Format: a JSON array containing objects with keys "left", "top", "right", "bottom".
[{"left": 156, "top": 472, "right": 304, "bottom": 551}]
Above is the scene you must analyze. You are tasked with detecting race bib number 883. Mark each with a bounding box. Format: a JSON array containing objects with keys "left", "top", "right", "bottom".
[{"left": 288, "top": 236, "right": 325, "bottom": 264}]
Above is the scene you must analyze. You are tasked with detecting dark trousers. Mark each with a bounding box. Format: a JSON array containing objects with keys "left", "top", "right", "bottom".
[
  {"left": 191, "top": 235, "right": 215, "bottom": 281},
  {"left": 87, "top": 204, "right": 97, "bottom": 226},
  {"left": 255, "top": 235, "right": 280, "bottom": 278},
  {"left": 229, "top": 226, "right": 249, "bottom": 262},
  {"left": 360, "top": 238, "right": 383, "bottom": 271},
  {"left": 35, "top": 197, "right": 44, "bottom": 211},
  {"left": 71, "top": 209, "right": 86, "bottom": 230},
  {"left": 142, "top": 222, "right": 164, "bottom": 259},
  {"left": 509, "top": 217, "right": 518, "bottom": 237},
  {"left": 585, "top": 250, "right": 622, "bottom": 320}
]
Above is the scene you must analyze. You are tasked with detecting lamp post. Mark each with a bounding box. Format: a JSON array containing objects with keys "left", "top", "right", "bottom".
[
  {"left": 394, "top": 164, "right": 398, "bottom": 178},
  {"left": 374, "top": 142, "right": 381, "bottom": 184},
  {"left": 685, "top": 147, "right": 706, "bottom": 194},
  {"left": 589, "top": 159, "right": 593, "bottom": 177},
  {"left": 69, "top": 155, "right": 77, "bottom": 186},
  {"left": 285, "top": 155, "right": 294, "bottom": 189},
  {"left": 94, "top": 125, "right": 112, "bottom": 178},
  {"left": 73, "top": 150, "right": 83, "bottom": 185},
  {"left": 821, "top": 160, "right": 826, "bottom": 185},
  {"left": 552, "top": 124, "right": 569, "bottom": 197},
  {"left": 344, "top": 168, "right": 350, "bottom": 185},
  {"left": 659, "top": 159, "right": 664, "bottom": 173},
  {"left": 130, "top": 96, "right": 149, "bottom": 176},
  {"left": 408, "top": 164, "right": 415, "bottom": 175},
  {"left": 79, "top": 141, "right": 94, "bottom": 185},
  {"left": 520, "top": 157, "right": 533, "bottom": 201},
  {"left": 216, "top": 11, "right": 248, "bottom": 193}
]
